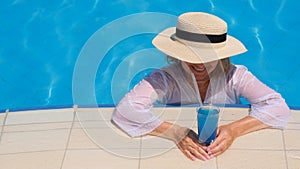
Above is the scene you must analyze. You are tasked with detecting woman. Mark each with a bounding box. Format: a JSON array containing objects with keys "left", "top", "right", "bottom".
[{"left": 112, "top": 12, "right": 290, "bottom": 161}]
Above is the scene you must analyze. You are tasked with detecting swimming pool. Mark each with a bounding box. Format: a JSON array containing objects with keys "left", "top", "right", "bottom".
[{"left": 1, "top": 0, "right": 300, "bottom": 111}]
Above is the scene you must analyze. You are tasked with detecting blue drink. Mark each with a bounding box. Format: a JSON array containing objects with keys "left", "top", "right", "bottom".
[{"left": 197, "top": 105, "right": 219, "bottom": 146}]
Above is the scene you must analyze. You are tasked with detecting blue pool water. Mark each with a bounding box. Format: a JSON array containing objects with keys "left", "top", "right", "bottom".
[{"left": 0, "top": 0, "right": 300, "bottom": 110}]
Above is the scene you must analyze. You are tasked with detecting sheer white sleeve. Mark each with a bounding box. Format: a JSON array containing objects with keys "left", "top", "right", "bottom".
[
  {"left": 111, "top": 79, "right": 163, "bottom": 137},
  {"left": 233, "top": 65, "right": 291, "bottom": 128}
]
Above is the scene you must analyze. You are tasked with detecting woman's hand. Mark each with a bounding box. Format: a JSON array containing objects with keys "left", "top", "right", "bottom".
[
  {"left": 207, "top": 116, "right": 270, "bottom": 158},
  {"left": 176, "top": 129, "right": 211, "bottom": 161},
  {"left": 149, "top": 122, "right": 211, "bottom": 161},
  {"left": 150, "top": 117, "right": 269, "bottom": 160},
  {"left": 207, "top": 124, "right": 237, "bottom": 158}
]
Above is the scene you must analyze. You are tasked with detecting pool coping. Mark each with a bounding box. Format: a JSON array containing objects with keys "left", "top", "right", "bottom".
[{"left": 1, "top": 104, "right": 300, "bottom": 113}]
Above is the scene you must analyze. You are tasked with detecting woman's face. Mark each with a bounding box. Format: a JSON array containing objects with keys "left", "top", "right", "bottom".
[{"left": 182, "top": 60, "right": 219, "bottom": 80}]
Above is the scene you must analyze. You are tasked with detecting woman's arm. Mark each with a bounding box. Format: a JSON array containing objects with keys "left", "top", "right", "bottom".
[
  {"left": 111, "top": 79, "right": 164, "bottom": 137},
  {"left": 207, "top": 116, "right": 269, "bottom": 157},
  {"left": 112, "top": 78, "right": 210, "bottom": 161},
  {"left": 207, "top": 65, "right": 290, "bottom": 158},
  {"left": 112, "top": 69, "right": 176, "bottom": 137},
  {"left": 234, "top": 65, "right": 291, "bottom": 128}
]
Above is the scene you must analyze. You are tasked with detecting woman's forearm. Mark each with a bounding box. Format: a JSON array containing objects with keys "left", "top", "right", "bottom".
[
  {"left": 207, "top": 115, "right": 270, "bottom": 158},
  {"left": 227, "top": 115, "right": 270, "bottom": 138},
  {"left": 149, "top": 121, "right": 189, "bottom": 143},
  {"left": 150, "top": 116, "right": 269, "bottom": 143}
]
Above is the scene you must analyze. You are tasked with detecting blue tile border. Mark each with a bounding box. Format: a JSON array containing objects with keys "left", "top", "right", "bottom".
[
  {"left": 289, "top": 106, "right": 300, "bottom": 110},
  {"left": 0, "top": 103, "right": 299, "bottom": 114},
  {"left": 0, "top": 105, "right": 74, "bottom": 113},
  {"left": 77, "top": 104, "right": 116, "bottom": 108}
]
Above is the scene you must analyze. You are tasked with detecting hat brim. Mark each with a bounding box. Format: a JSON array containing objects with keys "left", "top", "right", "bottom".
[{"left": 152, "top": 27, "right": 247, "bottom": 63}]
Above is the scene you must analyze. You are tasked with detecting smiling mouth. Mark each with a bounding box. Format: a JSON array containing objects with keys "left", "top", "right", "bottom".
[{"left": 192, "top": 66, "right": 206, "bottom": 72}]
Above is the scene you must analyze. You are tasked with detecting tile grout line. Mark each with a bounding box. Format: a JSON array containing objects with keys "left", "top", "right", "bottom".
[
  {"left": 2, "top": 124, "right": 123, "bottom": 134},
  {"left": 2, "top": 118, "right": 127, "bottom": 127},
  {"left": 2, "top": 146, "right": 296, "bottom": 157},
  {"left": 216, "top": 156, "right": 219, "bottom": 169},
  {"left": 0, "top": 109, "right": 9, "bottom": 143},
  {"left": 138, "top": 137, "right": 142, "bottom": 169},
  {"left": 0, "top": 147, "right": 146, "bottom": 156},
  {"left": 282, "top": 130, "right": 289, "bottom": 169},
  {"left": 0, "top": 149, "right": 67, "bottom": 156},
  {"left": 59, "top": 106, "right": 77, "bottom": 169}
]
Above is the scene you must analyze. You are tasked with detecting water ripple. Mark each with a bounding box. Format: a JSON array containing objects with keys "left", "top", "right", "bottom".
[
  {"left": 45, "top": 64, "right": 58, "bottom": 104},
  {"left": 26, "top": 8, "right": 43, "bottom": 25},
  {"left": 253, "top": 27, "right": 264, "bottom": 54},
  {"left": 22, "top": 37, "right": 29, "bottom": 50},
  {"left": 88, "top": 0, "right": 100, "bottom": 13},
  {"left": 59, "top": 0, "right": 69, "bottom": 7},
  {"left": 11, "top": 0, "right": 23, "bottom": 6},
  {"left": 274, "top": 0, "right": 287, "bottom": 32},
  {"left": 248, "top": 0, "right": 257, "bottom": 12},
  {"left": 208, "top": 0, "right": 215, "bottom": 10}
]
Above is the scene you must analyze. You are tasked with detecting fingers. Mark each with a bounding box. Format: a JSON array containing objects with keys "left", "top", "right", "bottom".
[
  {"left": 177, "top": 133, "right": 211, "bottom": 161},
  {"left": 207, "top": 126, "right": 234, "bottom": 158},
  {"left": 207, "top": 133, "right": 223, "bottom": 150},
  {"left": 191, "top": 146, "right": 211, "bottom": 161},
  {"left": 216, "top": 127, "right": 220, "bottom": 136},
  {"left": 176, "top": 127, "right": 236, "bottom": 161},
  {"left": 181, "top": 145, "right": 210, "bottom": 161},
  {"left": 183, "top": 149, "right": 197, "bottom": 161},
  {"left": 207, "top": 140, "right": 227, "bottom": 158}
]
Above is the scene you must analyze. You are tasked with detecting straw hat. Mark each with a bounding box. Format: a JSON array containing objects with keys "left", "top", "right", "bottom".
[{"left": 152, "top": 12, "right": 247, "bottom": 63}]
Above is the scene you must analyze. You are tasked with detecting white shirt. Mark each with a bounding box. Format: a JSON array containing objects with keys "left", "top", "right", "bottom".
[{"left": 112, "top": 64, "right": 291, "bottom": 137}]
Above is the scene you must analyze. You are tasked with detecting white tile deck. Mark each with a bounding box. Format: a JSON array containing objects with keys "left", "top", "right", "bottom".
[
  {"left": 140, "top": 149, "right": 217, "bottom": 169},
  {"left": 0, "top": 129, "right": 70, "bottom": 154},
  {"left": 217, "top": 150, "right": 287, "bottom": 169},
  {"left": 0, "top": 111, "right": 8, "bottom": 142},
  {"left": 286, "top": 151, "right": 300, "bottom": 169},
  {"left": 5, "top": 108, "right": 74, "bottom": 125},
  {"left": 0, "top": 112, "right": 6, "bottom": 126},
  {"left": 0, "top": 151, "right": 65, "bottom": 169},
  {"left": 61, "top": 149, "right": 140, "bottom": 169},
  {"left": 0, "top": 107, "right": 299, "bottom": 169}
]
